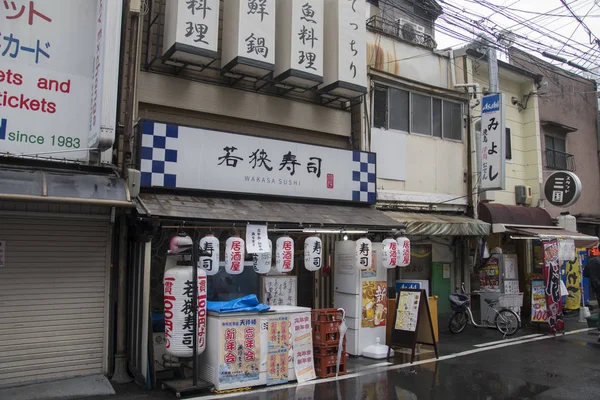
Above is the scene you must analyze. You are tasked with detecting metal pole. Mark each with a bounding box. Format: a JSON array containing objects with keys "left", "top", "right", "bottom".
[
  {"left": 486, "top": 36, "right": 500, "bottom": 93},
  {"left": 192, "top": 240, "right": 199, "bottom": 387}
]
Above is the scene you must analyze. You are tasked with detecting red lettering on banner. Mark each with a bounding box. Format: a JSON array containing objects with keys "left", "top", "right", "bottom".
[
  {"left": 225, "top": 328, "right": 236, "bottom": 340},
  {"left": 225, "top": 352, "right": 236, "bottom": 364}
]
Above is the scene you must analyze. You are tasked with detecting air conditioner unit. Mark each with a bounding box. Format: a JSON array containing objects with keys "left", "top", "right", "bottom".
[
  {"left": 515, "top": 185, "right": 532, "bottom": 206},
  {"left": 397, "top": 18, "right": 425, "bottom": 33},
  {"left": 396, "top": 18, "right": 425, "bottom": 44}
]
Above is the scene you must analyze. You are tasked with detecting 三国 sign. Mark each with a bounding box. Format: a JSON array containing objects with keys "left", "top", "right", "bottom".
[
  {"left": 544, "top": 171, "right": 582, "bottom": 207},
  {"left": 139, "top": 120, "right": 377, "bottom": 204}
]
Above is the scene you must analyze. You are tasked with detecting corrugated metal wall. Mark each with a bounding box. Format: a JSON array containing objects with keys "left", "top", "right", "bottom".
[{"left": 0, "top": 213, "right": 111, "bottom": 387}]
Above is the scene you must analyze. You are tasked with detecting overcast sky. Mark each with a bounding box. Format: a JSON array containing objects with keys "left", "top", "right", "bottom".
[{"left": 434, "top": 0, "right": 600, "bottom": 77}]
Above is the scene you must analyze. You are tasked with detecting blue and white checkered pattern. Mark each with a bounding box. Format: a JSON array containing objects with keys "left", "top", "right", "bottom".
[
  {"left": 352, "top": 151, "right": 376, "bottom": 203},
  {"left": 140, "top": 121, "right": 179, "bottom": 188}
]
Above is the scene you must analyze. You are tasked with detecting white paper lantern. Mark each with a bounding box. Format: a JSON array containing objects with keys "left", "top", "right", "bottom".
[
  {"left": 276, "top": 236, "right": 294, "bottom": 273},
  {"left": 304, "top": 236, "right": 323, "bottom": 271},
  {"left": 163, "top": 266, "right": 208, "bottom": 357},
  {"left": 198, "top": 234, "right": 220, "bottom": 276},
  {"left": 397, "top": 237, "right": 411, "bottom": 267},
  {"left": 355, "top": 237, "right": 373, "bottom": 270},
  {"left": 225, "top": 236, "right": 245, "bottom": 275},
  {"left": 381, "top": 238, "right": 398, "bottom": 269}
]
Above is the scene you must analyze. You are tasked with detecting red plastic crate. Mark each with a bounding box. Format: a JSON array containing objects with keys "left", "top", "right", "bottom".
[
  {"left": 314, "top": 341, "right": 346, "bottom": 356},
  {"left": 313, "top": 320, "right": 345, "bottom": 345},
  {"left": 314, "top": 355, "right": 346, "bottom": 378},
  {"left": 312, "top": 308, "right": 344, "bottom": 323}
]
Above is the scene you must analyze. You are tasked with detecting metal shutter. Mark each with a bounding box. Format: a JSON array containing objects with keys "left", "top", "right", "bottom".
[{"left": 0, "top": 214, "right": 110, "bottom": 387}]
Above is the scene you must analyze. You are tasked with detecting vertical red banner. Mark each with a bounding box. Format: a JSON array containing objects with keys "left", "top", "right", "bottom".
[{"left": 542, "top": 240, "right": 564, "bottom": 334}]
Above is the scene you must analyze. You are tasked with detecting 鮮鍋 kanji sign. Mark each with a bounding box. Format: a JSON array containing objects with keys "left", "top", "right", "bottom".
[{"left": 0, "top": 0, "right": 121, "bottom": 161}]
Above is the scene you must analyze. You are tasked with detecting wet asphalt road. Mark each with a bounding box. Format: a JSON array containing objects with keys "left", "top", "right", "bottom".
[{"left": 88, "top": 325, "right": 600, "bottom": 400}]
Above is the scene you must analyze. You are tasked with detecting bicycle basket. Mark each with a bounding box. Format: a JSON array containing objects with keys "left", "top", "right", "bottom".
[
  {"left": 498, "top": 293, "right": 523, "bottom": 308},
  {"left": 449, "top": 294, "right": 470, "bottom": 312}
]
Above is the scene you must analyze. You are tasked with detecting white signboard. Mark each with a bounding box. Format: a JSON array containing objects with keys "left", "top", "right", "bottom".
[
  {"left": 0, "top": 0, "right": 122, "bottom": 161},
  {"left": 222, "top": 0, "right": 276, "bottom": 75},
  {"left": 274, "top": 0, "right": 324, "bottom": 87},
  {"left": 0, "top": 241, "right": 5, "bottom": 267},
  {"left": 162, "top": 0, "right": 220, "bottom": 64},
  {"left": 320, "top": 0, "right": 367, "bottom": 98},
  {"left": 263, "top": 276, "right": 297, "bottom": 306},
  {"left": 246, "top": 224, "right": 269, "bottom": 254},
  {"left": 140, "top": 121, "right": 377, "bottom": 203},
  {"left": 479, "top": 93, "right": 506, "bottom": 190}
]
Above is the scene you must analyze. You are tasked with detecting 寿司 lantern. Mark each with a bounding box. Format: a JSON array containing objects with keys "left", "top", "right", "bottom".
[
  {"left": 355, "top": 236, "right": 372, "bottom": 270},
  {"left": 253, "top": 240, "right": 272, "bottom": 274},
  {"left": 163, "top": 266, "right": 207, "bottom": 357},
  {"left": 225, "top": 235, "right": 245, "bottom": 275},
  {"left": 304, "top": 236, "right": 322, "bottom": 271},
  {"left": 396, "top": 236, "right": 411, "bottom": 267},
  {"left": 381, "top": 237, "right": 398, "bottom": 269},
  {"left": 276, "top": 236, "right": 294, "bottom": 273},
  {"left": 198, "top": 233, "right": 220, "bottom": 276}
]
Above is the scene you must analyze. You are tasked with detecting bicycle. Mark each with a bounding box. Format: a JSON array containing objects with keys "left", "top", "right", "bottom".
[{"left": 448, "top": 282, "right": 522, "bottom": 337}]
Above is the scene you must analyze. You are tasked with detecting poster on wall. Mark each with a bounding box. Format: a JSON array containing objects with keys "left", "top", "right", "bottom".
[
  {"left": 246, "top": 224, "right": 269, "bottom": 254},
  {"left": 218, "top": 318, "right": 261, "bottom": 385},
  {"left": 543, "top": 240, "right": 564, "bottom": 333},
  {"left": 564, "top": 248, "right": 584, "bottom": 310},
  {"left": 531, "top": 280, "right": 548, "bottom": 323},
  {"left": 292, "top": 312, "right": 316, "bottom": 383},
  {"left": 361, "top": 251, "right": 377, "bottom": 278},
  {"left": 265, "top": 316, "right": 289, "bottom": 386},
  {"left": 263, "top": 276, "right": 297, "bottom": 306},
  {"left": 394, "top": 290, "right": 421, "bottom": 332},
  {"left": 479, "top": 259, "right": 500, "bottom": 291},
  {"left": 361, "top": 281, "right": 388, "bottom": 328},
  {"left": 0, "top": 241, "right": 5, "bottom": 267}
]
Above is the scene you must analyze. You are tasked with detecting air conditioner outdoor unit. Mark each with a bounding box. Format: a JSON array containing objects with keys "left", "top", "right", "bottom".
[
  {"left": 515, "top": 185, "right": 532, "bottom": 206},
  {"left": 396, "top": 18, "right": 425, "bottom": 43}
]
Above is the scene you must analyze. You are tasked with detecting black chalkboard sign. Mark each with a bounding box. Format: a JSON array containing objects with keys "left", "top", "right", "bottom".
[{"left": 388, "top": 288, "right": 439, "bottom": 363}]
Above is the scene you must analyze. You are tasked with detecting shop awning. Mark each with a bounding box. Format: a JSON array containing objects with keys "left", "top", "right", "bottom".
[
  {"left": 136, "top": 193, "right": 403, "bottom": 228},
  {"left": 381, "top": 211, "right": 490, "bottom": 236},
  {"left": 506, "top": 226, "right": 599, "bottom": 248},
  {"left": 0, "top": 166, "right": 132, "bottom": 207},
  {"left": 478, "top": 203, "right": 554, "bottom": 229}
]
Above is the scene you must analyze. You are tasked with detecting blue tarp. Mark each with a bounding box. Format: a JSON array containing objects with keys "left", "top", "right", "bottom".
[{"left": 207, "top": 295, "right": 270, "bottom": 314}]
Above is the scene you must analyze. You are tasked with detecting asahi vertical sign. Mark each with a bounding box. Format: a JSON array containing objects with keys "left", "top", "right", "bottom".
[{"left": 479, "top": 93, "right": 506, "bottom": 190}]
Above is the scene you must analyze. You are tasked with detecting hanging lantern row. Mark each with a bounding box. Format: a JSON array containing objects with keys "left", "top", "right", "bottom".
[
  {"left": 199, "top": 233, "right": 220, "bottom": 276},
  {"left": 381, "top": 237, "right": 398, "bottom": 269},
  {"left": 397, "top": 236, "right": 411, "bottom": 267},
  {"left": 304, "top": 236, "right": 323, "bottom": 271},
  {"left": 225, "top": 235, "right": 245, "bottom": 275},
  {"left": 163, "top": 266, "right": 207, "bottom": 357}
]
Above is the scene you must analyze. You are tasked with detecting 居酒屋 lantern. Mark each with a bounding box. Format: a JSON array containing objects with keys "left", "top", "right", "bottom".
[
  {"left": 276, "top": 236, "right": 294, "bottom": 273},
  {"left": 381, "top": 237, "right": 398, "bottom": 269},
  {"left": 304, "top": 236, "right": 322, "bottom": 271},
  {"left": 355, "top": 236, "right": 372, "bottom": 270},
  {"left": 225, "top": 235, "right": 245, "bottom": 275},
  {"left": 396, "top": 236, "right": 411, "bottom": 267},
  {"left": 163, "top": 266, "right": 207, "bottom": 357},
  {"left": 198, "top": 233, "right": 219, "bottom": 276}
]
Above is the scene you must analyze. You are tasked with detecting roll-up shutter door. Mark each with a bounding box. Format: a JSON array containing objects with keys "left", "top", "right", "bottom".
[{"left": 0, "top": 214, "right": 110, "bottom": 387}]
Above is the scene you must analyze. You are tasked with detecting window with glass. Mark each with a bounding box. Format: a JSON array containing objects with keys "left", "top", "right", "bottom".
[
  {"left": 373, "top": 84, "right": 463, "bottom": 142},
  {"left": 545, "top": 135, "right": 567, "bottom": 170}
]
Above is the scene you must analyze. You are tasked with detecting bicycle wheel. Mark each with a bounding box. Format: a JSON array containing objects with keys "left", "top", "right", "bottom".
[
  {"left": 449, "top": 311, "right": 468, "bottom": 334},
  {"left": 495, "top": 309, "right": 519, "bottom": 336}
]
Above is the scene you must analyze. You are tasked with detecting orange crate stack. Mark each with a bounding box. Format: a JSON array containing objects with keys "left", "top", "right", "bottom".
[{"left": 312, "top": 309, "right": 347, "bottom": 378}]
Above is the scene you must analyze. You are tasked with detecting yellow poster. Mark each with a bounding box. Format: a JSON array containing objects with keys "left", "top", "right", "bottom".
[
  {"left": 564, "top": 248, "right": 584, "bottom": 310},
  {"left": 361, "top": 281, "right": 388, "bottom": 328},
  {"left": 218, "top": 318, "right": 261, "bottom": 384}
]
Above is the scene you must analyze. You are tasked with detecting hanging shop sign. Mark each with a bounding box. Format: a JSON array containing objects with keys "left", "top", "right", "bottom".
[
  {"left": 199, "top": 233, "right": 220, "bottom": 276},
  {"left": 479, "top": 93, "right": 506, "bottom": 191},
  {"left": 355, "top": 237, "right": 372, "bottom": 270},
  {"left": 163, "top": 266, "right": 208, "bottom": 357},
  {"left": 544, "top": 171, "right": 582, "bottom": 208},
  {"left": 303, "top": 236, "right": 322, "bottom": 271},
  {"left": 253, "top": 240, "right": 272, "bottom": 274},
  {"left": 381, "top": 238, "right": 398, "bottom": 269},
  {"left": 319, "top": 0, "right": 367, "bottom": 98},
  {"left": 225, "top": 235, "right": 245, "bottom": 275},
  {"left": 222, "top": 0, "right": 276, "bottom": 76},
  {"left": 274, "top": 0, "right": 324, "bottom": 88},
  {"left": 276, "top": 236, "right": 294, "bottom": 273},
  {"left": 0, "top": 0, "right": 122, "bottom": 161},
  {"left": 162, "top": 0, "right": 219, "bottom": 65},
  {"left": 396, "top": 237, "right": 411, "bottom": 267},
  {"left": 139, "top": 121, "right": 377, "bottom": 204},
  {"left": 246, "top": 224, "right": 269, "bottom": 254}
]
